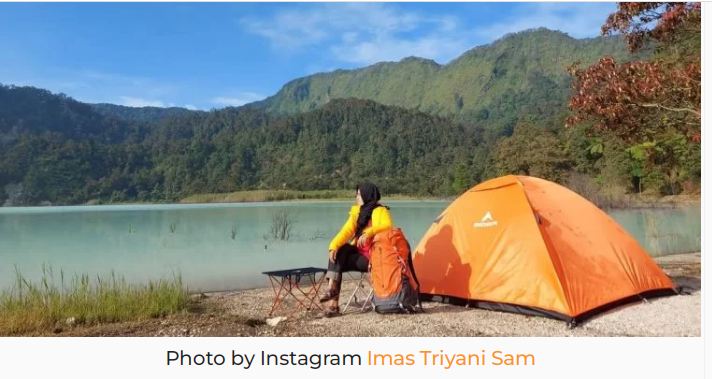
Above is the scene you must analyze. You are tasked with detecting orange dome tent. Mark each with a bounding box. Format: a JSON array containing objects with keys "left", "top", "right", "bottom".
[{"left": 413, "top": 175, "right": 676, "bottom": 324}]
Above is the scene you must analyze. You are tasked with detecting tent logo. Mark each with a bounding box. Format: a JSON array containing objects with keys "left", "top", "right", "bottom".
[{"left": 474, "top": 211, "right": 498, "bottom": 228}]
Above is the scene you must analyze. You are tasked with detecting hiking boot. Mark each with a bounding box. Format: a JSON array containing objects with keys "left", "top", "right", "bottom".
[
  {"left": 322, "top": 305, "right": 341, "bottom": 318},
  {"left": 319, "top": 288, "right": 339, "bottom": 302},
  {"left": 319, "top": 279, "right": 340, "bottom": 303}
]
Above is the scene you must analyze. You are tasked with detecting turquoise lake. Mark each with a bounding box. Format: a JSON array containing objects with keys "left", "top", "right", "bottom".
[{"left": 0, "top": 201, "right": 700, "bottom": 292}]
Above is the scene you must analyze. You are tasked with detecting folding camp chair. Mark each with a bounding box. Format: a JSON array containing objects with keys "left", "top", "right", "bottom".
[{"left": 341, "top": 271, "right": 374, "bottom": 314}]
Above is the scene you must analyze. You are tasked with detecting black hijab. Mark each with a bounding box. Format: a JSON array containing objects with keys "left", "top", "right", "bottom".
[{"left": 355, "top": 182, "right": 383, "bottom": 238}]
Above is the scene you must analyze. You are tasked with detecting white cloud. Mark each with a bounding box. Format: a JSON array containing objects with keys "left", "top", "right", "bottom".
[
  {"left": 184, "top": 104, "right": 198, "bottom": 110},
  {"left": 240, "top": 3, "right": 422, "bottom": 51},
  {"left": 331, "top": 35, "right": 467, "bottom": 65},
  {"left": 5, "top": 68, "right": 183, "bottom": 107},
  {"left": 80, "top": 70, "right": 179, "bottom": 100},
  {"left": 241, "top": 3, "right": 617, "bottom": 66},
  {"left": 240, "top": 3, "right": 465, "bottom": 65},
  {"left": 119, "top": 96, "right": 166, "bottom": 108},
  {"left": 476, "top": 3, "right": 617, "bottom": 41},
  {"left": 211, "top": 92, "right": 265, "bottom": 107}
]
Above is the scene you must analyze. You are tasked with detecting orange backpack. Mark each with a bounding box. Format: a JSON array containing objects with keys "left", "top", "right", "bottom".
[{"left": 370, "top": 227, "right": 421, "bottom": 313}]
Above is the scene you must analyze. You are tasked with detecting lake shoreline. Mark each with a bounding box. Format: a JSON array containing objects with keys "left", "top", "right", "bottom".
[
  {"left": 45, "top": 252, "right": 700, "bottom": 337},
  {"left": 1, "top": 192, "right": 700, "bottom": 209},
  {"left": 179, "top": 189, "right": 446, "bottom": 204},
  {"left": 178, "top": 192, "right": 702, "bottom": 209}
]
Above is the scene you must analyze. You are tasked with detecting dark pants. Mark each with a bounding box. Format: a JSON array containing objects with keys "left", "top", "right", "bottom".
[{"left": 326, "top": 244, "right": 369, "bottom": 281}]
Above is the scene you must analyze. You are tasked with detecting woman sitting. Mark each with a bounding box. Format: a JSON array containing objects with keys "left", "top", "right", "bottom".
[{"left": 320, "top": 182, "right": 392, "bottom": 317}]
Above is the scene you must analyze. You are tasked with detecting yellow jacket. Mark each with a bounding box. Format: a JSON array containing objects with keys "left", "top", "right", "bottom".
[{"left": 328, "top": 205, "right": 393, "bottom": 251}]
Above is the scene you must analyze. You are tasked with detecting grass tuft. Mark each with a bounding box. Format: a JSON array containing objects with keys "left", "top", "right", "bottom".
[{"left": 0, "top": 266, "right": 188, "bottom": 335}]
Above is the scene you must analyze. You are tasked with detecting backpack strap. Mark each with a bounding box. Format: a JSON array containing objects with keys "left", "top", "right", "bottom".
[{"left": 405, "top": 240, "right": 424, "bottom": 312}]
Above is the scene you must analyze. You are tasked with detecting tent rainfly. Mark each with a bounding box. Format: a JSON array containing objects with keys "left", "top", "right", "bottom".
[{"left": 413, "top": 175, "right": 676, "bottom": 325}]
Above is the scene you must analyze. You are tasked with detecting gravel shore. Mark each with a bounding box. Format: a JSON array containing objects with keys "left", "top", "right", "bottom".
[{"left": 60, "top": 252, "right": 700, "bottom": 337}]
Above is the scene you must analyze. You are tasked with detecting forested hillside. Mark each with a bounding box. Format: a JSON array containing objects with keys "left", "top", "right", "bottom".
[
  {"left": 0, "top": 15, "right": 700, "bottom": 206},
  {"left": 0, "top": 88, "right": 486, "bottom": 205},
  {"left": 91, "top": 103, "right": 201, "bottom": 124},
  {"left": 0, "top": 86, "right": 131, "bottom": 141},
  {"left": 254, "top": 28, "right": 633, "bottom": 135}
]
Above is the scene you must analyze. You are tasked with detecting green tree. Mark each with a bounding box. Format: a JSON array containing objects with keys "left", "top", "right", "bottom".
[{"left": 493, "top": 123, "right": 571, "bottom": 182}]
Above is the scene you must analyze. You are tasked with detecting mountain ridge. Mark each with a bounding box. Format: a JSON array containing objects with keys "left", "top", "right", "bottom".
[
  {"left": 90, "top": 103, "right": 203, "bottom": 124},
  {"left": 2, "top": 28, "right": 632, "bottom": 135},
  {"left": 252, "top": 28, "right": 632, "bottom": 133}
]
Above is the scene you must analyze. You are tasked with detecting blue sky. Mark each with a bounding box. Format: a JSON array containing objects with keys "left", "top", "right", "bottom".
[{"left": 0, "top": 2, "right": 617, "bottom": 110}]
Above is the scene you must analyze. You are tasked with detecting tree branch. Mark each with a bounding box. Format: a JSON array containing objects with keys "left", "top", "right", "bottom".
[{"left": 631, "top": 103, "right": 701, "bottom": 117}]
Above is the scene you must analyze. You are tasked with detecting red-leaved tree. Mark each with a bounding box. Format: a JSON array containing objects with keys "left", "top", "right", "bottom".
[{"left": 567, "top": 2, "right": 701, "bottom": 142}]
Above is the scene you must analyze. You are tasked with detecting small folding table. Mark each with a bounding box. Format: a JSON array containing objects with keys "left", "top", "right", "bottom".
[{"left": 262, "top": 267, "right": 327, "bottom": 316}]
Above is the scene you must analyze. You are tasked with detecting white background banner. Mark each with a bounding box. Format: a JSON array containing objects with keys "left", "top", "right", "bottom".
[{"left": 0, "top": 337, "right": 705, "bottom": 378}]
